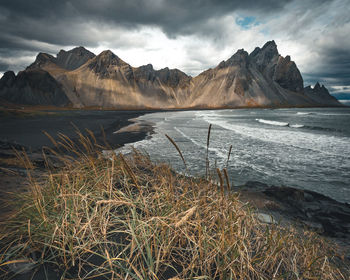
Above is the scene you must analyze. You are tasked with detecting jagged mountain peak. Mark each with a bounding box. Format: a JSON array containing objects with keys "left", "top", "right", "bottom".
[
  {"left": 99, "top": 49, "right": 116, "bottom": 57},
  {"left": 37, "top": 52, "right": 55, "bottom": 61},
  {"left": 56, "top": 46, "right": 95, "bottom": 70},
  {"left": 224, "top": 49, "right": 249, "bottom": 67},
  {"left": 304, "top": 81, "right": 340, "bottom": 106},
  {"left": 157, "top": 67, "right": 185, "bottom": 74},
  {"left": 57, "top": 46, "right": 95, "bottom": 59},
  {"left": 28, "top": 46, "right": 95, "bottom": 71},
  {"left": 1, "top": 70, "right": 16, "bottom": 81},
  {"left": 262, "top": 40, "right": 277, "bottom": 49},
  {"left": 249, "top": 41, "right": 278, "bottom": 57},
  {"left": 305, "top": 82, "right": 326, "bottom": 91},
  {"left": 86, "top": 50, "right": 129, "bottom": 77},
  {"left": 250, "top": 40, "right": 279, "bottom": 67},
  {"left": 0, "top": 71, "right": 16, "bottom": 88},
  {"left": 314, "top": 82, "right": 321, "bottom": 89},
  {"left": 95, "top": 50, "right": 127, "bottom": 65},
  {"left": 139, "top": 64, "right": 154, "bottom": 71},
  {"left": 58, "top": 46, "right": 92, "bottom": 54},
  {"left": 27, "top": 52, "right": 56, "bottom": 70},
  {"left": 314, "top": 82, "right": 328, "bottom": 93},
  {"left": 156, "top": 67, "right": 191, "bottom": 87}
]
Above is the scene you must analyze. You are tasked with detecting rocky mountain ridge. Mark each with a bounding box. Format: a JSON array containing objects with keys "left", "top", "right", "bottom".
[
  {"left": 0, "top": 41, "right": 342, "bottom": 108},
  {"left": 0, "top": 69, "right": 70, "bottom": 106}
]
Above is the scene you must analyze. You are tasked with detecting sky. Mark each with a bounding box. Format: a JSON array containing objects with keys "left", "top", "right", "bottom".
[{"left": 0, "top": 0, "right": 349, "bottom": 101}]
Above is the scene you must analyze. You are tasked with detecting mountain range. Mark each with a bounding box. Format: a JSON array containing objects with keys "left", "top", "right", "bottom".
[{"left": 0, "top": 41, "right": 342, "bottom": 108}]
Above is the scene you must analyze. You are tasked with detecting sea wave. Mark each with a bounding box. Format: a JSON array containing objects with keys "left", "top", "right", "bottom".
[
  {"left": 202, "top": 118, "right": 350, "bottom": 158},
  {"left": 256, "top": 119, "right": 289, "bottom": 126},
  {"left": 316, "top": 113, "right": 350, "bottom": 116},
  {"left": 290, "top": 124, "right": 304, "bottom": 128},
  {"left": 304, "top": 125, "right": 342, "bottom": 133},
  {"left": 296, "top": 112, "right": 312, "bottom": 115}
]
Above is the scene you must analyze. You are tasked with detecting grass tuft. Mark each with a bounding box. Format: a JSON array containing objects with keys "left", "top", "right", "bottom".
[{"left": 0, "top": 132, "right": 348, "bottom": 279}]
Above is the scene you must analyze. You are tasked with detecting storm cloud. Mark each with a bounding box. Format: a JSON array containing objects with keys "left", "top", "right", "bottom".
[{"left": 0, "top": 0, "right": 349, "bottom": 99}]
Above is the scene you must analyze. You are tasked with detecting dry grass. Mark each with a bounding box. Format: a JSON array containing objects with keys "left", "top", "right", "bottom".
[
  {"left": 0, "top": 156, "right": 27, "bottom": 168},
  {"left": 0, "top": 132, "right": 348, "bottom": 279}
]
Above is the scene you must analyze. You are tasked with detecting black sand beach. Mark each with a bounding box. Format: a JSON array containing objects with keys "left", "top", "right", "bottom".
[{"left": 0, "top": 109, "right": 153, "bottom": 150}]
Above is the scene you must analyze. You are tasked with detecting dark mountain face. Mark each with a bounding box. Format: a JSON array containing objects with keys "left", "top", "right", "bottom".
[
  {"left": 250, "top": 41, "right": 279, "bottom": 69},
  {"left": 28, "top": 46, "right": 95, "bottom": 71},
  {"left": 273, "top": 56, "right": 304, "bottom": 93},
  {"left": 0, "top": 69, "right": 70, "bottom": 106},
  {"left": 249, "top": 41, "right": 304, "bottom": 93},
  {"left": 27, "top": 53, "right": 57, "bottom": 70},
  {"left": 0, "top": 42, "right": 342, "bottom": 108},
  {"left": 0, "top": 71, "right": 16, "bottom": 88},
  {"left": 56, "top": 46, "right": 96, "bottom": 70},
  {"left": 0, "top": 46, "right": 94, "bottom": 107},
  {"left": 155, "top": 67, "right": 191, "bottom": 88},
  {"left": 304, "top": 82, "right": 341, "bottom": 106},
  {"left": 87, "top": 50, "right": 129, "bottom": 78}
]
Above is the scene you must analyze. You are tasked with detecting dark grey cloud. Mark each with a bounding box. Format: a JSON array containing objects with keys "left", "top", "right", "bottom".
[
  {"left": 303, "top": 45, "right": 350, "bottom": 96},
  {"left": 0, "top": 0, "right": 349, "bottom": 97},
  {"left": 0, "top": 62, "right": 9, "bottom": 72},
  {"left": 0, "top": 0, "right": 293, "bottom": 72},
  {"left": 0, "top": 0, "right": 292, "bottom": 51},
  {"left": 1, "top": 0, "right": 291, "bottom": 33}
]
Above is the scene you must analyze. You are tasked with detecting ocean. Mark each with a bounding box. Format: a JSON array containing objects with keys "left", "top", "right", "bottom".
[{"left": 122, "top": 107, "right": 350, "bottom": 203}]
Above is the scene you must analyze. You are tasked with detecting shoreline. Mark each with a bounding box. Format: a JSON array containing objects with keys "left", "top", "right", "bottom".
[{"left": 0, "top": 103, "right": 347, "bottom": 115}]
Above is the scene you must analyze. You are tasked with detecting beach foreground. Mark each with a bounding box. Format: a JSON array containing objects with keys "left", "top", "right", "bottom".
[
  {"left": 0, "top": 112, "right": 349, "bottom": 279},
  {"left": 0, "top": 134, "right": 349, "bottom": 279},
  {"left": 0, "top": 109, "right": 349, "bottom": 279}
]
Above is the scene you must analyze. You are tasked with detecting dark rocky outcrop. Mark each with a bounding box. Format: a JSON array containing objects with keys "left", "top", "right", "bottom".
[
  {"left": 304, "top": 82, "right": 341, "bottom": 106},
  {"left": 155, "top": 67, "right": 191, "bottom": 88},
  {"left": 28, "top": 46, "right": 95, "bottom": 71},
  {"left": 249, "top": 41, "right": 304, "bottom": 93},
  {"left": 0, "top": 69, "right": 70, "bottom": 106},
  {"left": 0, "top": 71, "right": 16, "bottom": 88},
  {"left": 249, "top": 40, "right": 279, "bottom": 74},
  {"left": 87, "top": 50, "right": 129, "bottom": 78},
  {"left": 273, "top": 56, "right": 304, "bottom": 93},
  {"left": 239, "top": 181, "right": 350, "bottom": 240},
  {"left": 26, "top": 53, "right": 57, "bottom": 71},
  {"left": 56, "top": 46, "right": 95, "bottom": 70}
]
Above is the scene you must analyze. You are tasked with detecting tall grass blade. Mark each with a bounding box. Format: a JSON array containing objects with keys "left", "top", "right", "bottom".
[
  {"left": 226, "top": 144, "right": 232, "bottom": 168},
  {"left": 165, "top": 134, "right": 187, "bottom": 170},
  {"left": 223, "top": 168, "right": 231, "bottom": 192},
  {"left": 206, "top": 124, "right": 212, "bottom": 179}
]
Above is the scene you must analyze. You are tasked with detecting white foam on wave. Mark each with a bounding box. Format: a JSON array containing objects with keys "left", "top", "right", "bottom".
[
  {"left": 297, "top": 112, "right": 311, "bottom": 115},
  {"left": 316, "top": 113, "right": 350, "bottom": 116},
  {"left": 290, "top": 124, "right": 304, "bottom": 128},
  {"left": 195, "top": 111, "right": 218, "bottom": 118},
  {"left": 256, "top": 119, "right": 289, "bottom": 127}
]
